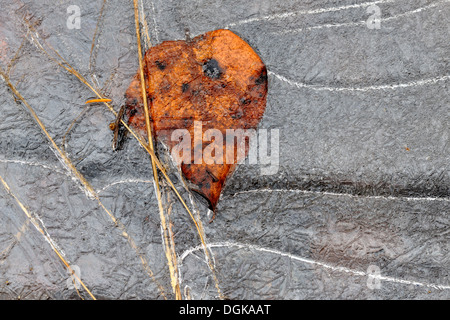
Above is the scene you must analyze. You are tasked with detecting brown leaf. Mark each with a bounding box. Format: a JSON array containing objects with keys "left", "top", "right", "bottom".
[{"left": 121, "top": 29, "right": 268, "bottom": 213}]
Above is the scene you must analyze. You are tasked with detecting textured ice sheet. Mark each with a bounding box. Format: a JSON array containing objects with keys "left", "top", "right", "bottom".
[{"left": 0, "top": 0, "right": 448, "bottom": 299}]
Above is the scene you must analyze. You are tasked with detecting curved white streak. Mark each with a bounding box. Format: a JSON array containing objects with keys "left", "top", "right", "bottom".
[
  {"left": 180, "top": 241, "right": 450, "bottom": 290},
  {"left": 98, "top": 179, "right": 450, "bottom": 202},
  {"left": 225, "top": 0, "right": 395, "bottom": 28},
  {"left": 273, "top": 0, "right": 448, "bottom": 35},
  {"left": 228, "top": 188, "right": 450, "bottom": 202},
  {"left": 97, "top": 179, "right": 154, "bottom": 194},
  {"left": 0, "top": 176, "right": 68, "bottom": 260},
  {"left": 0, "top": 158, "right": 69, "bottom": 176},
  {"left": 148, "top": 0, "right": 160, "bottom": 44},
  {"left": 269, "top": 70, "right": 450, "bottom": 92}
]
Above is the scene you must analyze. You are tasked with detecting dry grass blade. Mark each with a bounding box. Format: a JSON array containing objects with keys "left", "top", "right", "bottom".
[
  {"left": 0, "top": 65, "right": 167, "bottom": 299},
  {"left": 0, "top": 175, "right": 96, "bottom": 300},
  {"left": 85, "top": 98, "right": 112, "bottom": 104},
  {"left": 89, "top": 0, "right": 107, "bottom": 83},
  {"left": 132, "top": 0, "right": 224, "bottom": 299},
  {"left": 20, "top": 9, "right": 223, "bottom": 299},
  {"left": 133, "top": 0, "right": 181, "bottom": 299},
  {"left": 61, "top": 105, "right": 89, "bottom": 153}
]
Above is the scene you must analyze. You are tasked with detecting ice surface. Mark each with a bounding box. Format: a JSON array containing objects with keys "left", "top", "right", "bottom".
[{"left": 0, "top": 0, "right": 448, "bottom": 299}]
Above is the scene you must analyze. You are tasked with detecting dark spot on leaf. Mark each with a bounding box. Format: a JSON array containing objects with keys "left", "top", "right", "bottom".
[
  {"left": 182, "top": 83, "right": 190, "bottom": 92},
  {"left": 240, "top": 98, "right": 252, "bottom": 105},
  {"left": 203, "top": 58, "right": 223, "bottom": 79},
  {"left": 231, "top": 112, "right": 243, "bottom": 119},
  {"left": 127, "top": 98, "right": 138, "bottom": 106},
  {"left": 161, "top": 84, "right": 171, "bottom": 92},
  {"left": 155, "top": 60, "right": 167, "bottom": 70},
  {"left": 203, "top": 181, "right": 211, "bottom": 190},
  {"left": 206, "top": 169, "right": 219, "bottom": 182},
  {"left": 255, "top": 68, "right": 268, "bottom": 85}
]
